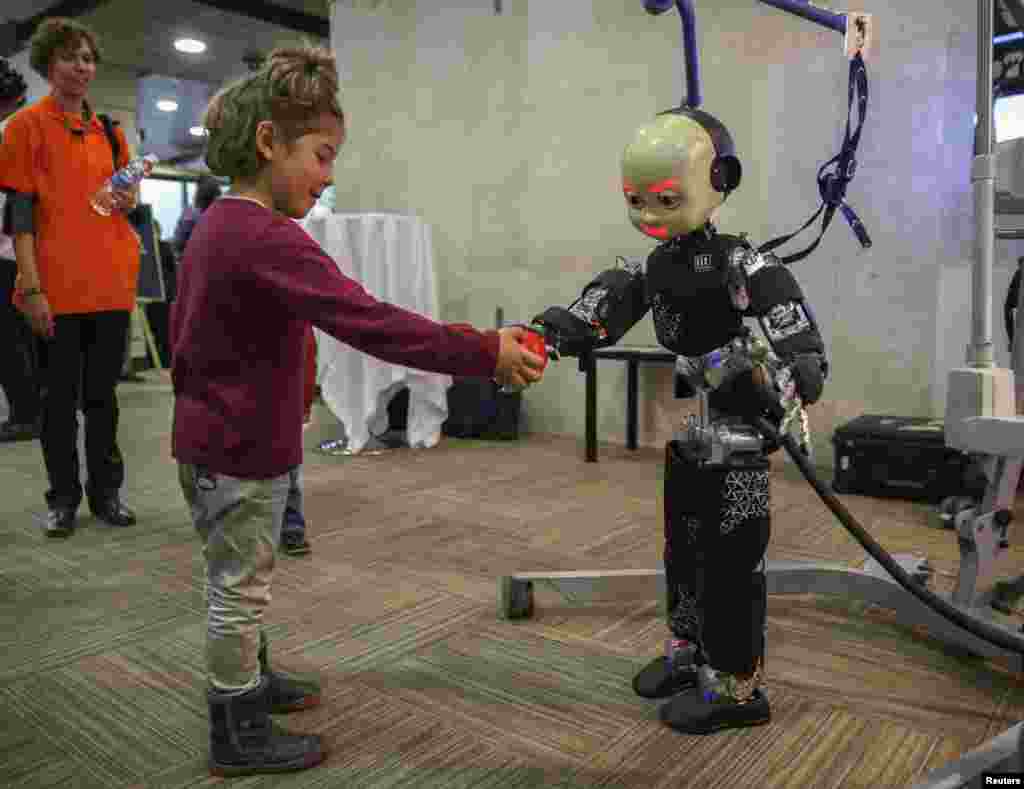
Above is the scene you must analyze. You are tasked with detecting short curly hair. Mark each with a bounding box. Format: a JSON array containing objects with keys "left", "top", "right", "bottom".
[
  {"left": 202, "top": 45, "right": 345, "bottom": 179},
  {"left": 28, "top": 17, "right": 102, "bottom": 79}
]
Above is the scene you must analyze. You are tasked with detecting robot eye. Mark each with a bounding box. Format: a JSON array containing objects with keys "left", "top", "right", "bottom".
[
  {"left": 626, "top": 194, "right": 643, "bottom": 208},
  {"left": 658, "top": 194, "right": 680, "bottom": 207}
]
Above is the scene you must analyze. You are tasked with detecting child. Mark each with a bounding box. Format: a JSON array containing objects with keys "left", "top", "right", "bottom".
[{"left": 170, "top": 46, "right": 545, "bottom": 777}]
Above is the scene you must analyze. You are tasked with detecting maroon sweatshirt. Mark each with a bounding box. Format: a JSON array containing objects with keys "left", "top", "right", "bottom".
[{"left": 169, "top": 198, "right": 500, "bottom": 478}]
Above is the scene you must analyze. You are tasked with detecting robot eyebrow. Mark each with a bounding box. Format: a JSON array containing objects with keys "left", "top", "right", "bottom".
[{"left": 648, "top": 177, "right": 682, "bottom": 194}]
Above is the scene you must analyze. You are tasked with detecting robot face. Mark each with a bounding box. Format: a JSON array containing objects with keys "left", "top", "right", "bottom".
[{"left": 621, "top": 114, "right": 724, "bottom": 240}]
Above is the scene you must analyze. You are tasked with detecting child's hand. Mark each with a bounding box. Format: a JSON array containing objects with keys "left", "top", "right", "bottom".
[{"left": 495, "top": 326, "right": 547, "bottom": 389}]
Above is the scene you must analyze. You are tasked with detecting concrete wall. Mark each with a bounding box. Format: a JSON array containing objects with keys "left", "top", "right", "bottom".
[
  {"left": 8, "top": 0, "right": 1011, "bottom": 463},
  {"left": 329, "top": 0, "right": 1012, "bottom": 462}
]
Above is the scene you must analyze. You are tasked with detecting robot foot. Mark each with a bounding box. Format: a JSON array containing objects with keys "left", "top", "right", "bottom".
[
  {"left": 632, "top": 656, "right": 699, "bottom": 699},
  {"left": 659, "top": 687, "right": 771, "bottom": 734}
]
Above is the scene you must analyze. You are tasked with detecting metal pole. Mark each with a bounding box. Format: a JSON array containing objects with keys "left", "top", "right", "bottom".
[{"left": 972, "top": 0, "right": 996, "bottom": 368}]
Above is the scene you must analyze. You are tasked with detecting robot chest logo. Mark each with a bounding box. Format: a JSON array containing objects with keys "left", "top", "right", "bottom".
[{"left": 692, "top": 254, "right": 713, "bottom": 273}]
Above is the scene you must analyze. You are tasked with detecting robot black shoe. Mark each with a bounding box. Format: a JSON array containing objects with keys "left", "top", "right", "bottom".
[{"left": 632, "top": 655, "right": 699, "bottom": 699}]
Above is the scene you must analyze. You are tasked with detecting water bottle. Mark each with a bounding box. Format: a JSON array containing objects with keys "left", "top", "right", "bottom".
[{"left": 91, "top": 153, "right": 159, "bottom": 216}]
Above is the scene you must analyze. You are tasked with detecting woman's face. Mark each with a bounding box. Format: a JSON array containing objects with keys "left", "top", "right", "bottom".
[{"left": 49, "top": 39, "right": 96, "bottom": 100}]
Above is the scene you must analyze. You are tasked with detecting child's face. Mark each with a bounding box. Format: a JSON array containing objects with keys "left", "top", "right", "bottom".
[{"left": 262, "top": 112, "right": 344, "bottom": 219}]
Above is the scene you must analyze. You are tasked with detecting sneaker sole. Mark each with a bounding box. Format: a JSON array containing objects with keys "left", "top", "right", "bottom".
[
  {"left": 668, "top": 714, "right": 771, "bottom": 735},
  {"left": 209, "top": 750, "right": 324, "bottom": 777}
]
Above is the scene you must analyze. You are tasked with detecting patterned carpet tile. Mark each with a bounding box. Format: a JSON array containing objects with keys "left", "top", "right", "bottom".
[
  {"left": 263, "top": 589, "right": 486, "bottom": 676},
  {"left": 758, "top": 705, "right": 950, "bottom": 789},
  {"left": 355, "top": 620, "right": 652, "bottom": 765},
  {"left": 0, "top": 580, "right": 194, "bottom": 683},
  {"left": 3, "top": 657, "right": 205, "bottom": 786},
  {"left": 0, "top": 697, "right": 113, "bottom": 789}
]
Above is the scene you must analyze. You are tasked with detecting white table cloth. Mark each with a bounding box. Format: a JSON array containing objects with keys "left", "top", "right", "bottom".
[{"left": 301, "top": 211, "right": 451, "bottom": 454}]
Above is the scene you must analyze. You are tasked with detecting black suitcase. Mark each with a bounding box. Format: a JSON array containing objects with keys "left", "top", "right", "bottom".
[
  {"left": 442, "top": 379, "right": 521, "bottom": 441},
  {"left": 831, "top": 415, "right": 971, "bottom": 501}
]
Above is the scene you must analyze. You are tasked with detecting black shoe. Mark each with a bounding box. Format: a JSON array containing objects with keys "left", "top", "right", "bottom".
[
  {"left": 90, "top": 498, "right": 136, "bottom": 527},
  {"left": 659, "top": 687, "right": 771, "bottom": 734},
  {"left": 208, "top": 676, "right": 324, "bottom": 777},
  {"left": 44, "top": 507, "right": 76, "bottom": 538},
  {"left": 258, "top": 632, "right": 321, "bottom": 713},
  {"left": 280, "top": 532, "right": 311, "bottom": 557},
  {"left": 0, "top": 420, "right": 39, "bottom": 442},
  {"left": 633, "top": 656, "right": 699, "bottom": 699}
]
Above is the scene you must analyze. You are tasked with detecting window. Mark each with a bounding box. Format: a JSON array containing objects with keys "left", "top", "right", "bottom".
[
  {"left": 139, "top": 177, "right": 187, "bottom": 240},
  {"left": 996, "top": 93, "right": 1024, "bottom": 143}
]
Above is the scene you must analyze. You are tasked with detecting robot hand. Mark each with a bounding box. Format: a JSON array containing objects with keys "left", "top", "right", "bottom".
[
  {"left": 532, "top": 306, "right": 601, "bottom": 357},
  {"left": 790, "top": 354, "right": 827, "bottom": 405},
  {"left": 708, "top": 365, "right": 786, "bottom": 430}
]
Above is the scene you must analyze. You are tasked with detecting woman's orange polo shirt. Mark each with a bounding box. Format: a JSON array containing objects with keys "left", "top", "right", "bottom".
[{"left": 0, "top": 94, "right": 140, "bottom": 315}]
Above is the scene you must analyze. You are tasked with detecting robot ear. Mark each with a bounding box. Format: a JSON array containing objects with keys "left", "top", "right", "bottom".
[{"left": 712, "top": 155, "right": 742, "bottom": 193}]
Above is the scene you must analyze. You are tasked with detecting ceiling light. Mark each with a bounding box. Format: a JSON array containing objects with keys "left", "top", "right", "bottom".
[
  {"left": 157, "top": 99, "right": 179, "bottom": 112},
  {"left": 189, "top": 126, "right": 206, "bottom": 137},
  {"left": 174, "top": 38, "right": 207, "bottom": 54}
]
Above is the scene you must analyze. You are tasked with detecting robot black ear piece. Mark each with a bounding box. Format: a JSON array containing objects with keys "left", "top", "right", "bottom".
[
  {"left": 710, "top": 154, "right": 741, "bottom": 194},
  {"left": 660, "top": 106, "right": 742, "bottom": 194}
]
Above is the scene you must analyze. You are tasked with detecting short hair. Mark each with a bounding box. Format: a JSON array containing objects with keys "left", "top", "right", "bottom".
[
  {"left": 195, "top": 176, "right": 222, "bottom": 211},
  {"left": 0, "top": 58, "right": 28, "bottom": 102},
  {"left": 202, "top": 45, "right": 345, "bottom": 179},
  {"left": 28, "top": 18, "right": 102, "bottom": 79}
]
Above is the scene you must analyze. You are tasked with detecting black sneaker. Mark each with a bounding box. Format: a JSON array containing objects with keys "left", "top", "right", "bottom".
[
  {"left": 280, "top": 533, "right": 311, "bottom": 557},
  {"left": 633, "top": 656, "right": 699, "bottom": 699},
  {"left": 659, "top": 687, "right": 771, "bottom": 734},
  {"left": 44, "top": 507, "right": 76, "bottom": 538}
]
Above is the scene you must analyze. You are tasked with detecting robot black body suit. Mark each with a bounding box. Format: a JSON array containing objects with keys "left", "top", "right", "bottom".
[
  {"left": 534, "top": 222, "right": 826, "bottom": 723},
  {"left": 534, "top": 105, "right": 828, "bottom": 732}
]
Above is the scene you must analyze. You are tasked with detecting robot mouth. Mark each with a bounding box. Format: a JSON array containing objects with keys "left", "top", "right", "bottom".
[{"left": 640, "top": 224, "right": 669, "bottom": 239}]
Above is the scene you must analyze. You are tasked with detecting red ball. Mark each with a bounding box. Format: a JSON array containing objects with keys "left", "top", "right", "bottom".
[{"left": 520, "top": 329, "right": 549, "bottom": 371}]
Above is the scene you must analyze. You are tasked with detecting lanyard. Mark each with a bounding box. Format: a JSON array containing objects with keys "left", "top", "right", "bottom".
[{"left": 759, "top": 52, "right": 871, "bottom": 265}]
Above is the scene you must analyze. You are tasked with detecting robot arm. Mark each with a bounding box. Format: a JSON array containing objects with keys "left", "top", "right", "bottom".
[
  {"left": 727, "top": 245, "right": 828, "bottom": 405},
  {"left": 533, "top": 256, "right": 651, "bottom": 357}
]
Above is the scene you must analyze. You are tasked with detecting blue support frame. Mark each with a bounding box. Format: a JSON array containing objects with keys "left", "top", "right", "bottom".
[
  {"left": 758, "top": 0, "right": 847, "bottom": 35},
  {"left": 644, "top": 0, "right": 702, "bottom": 107},
  {"left": 644, "top": 1, "right": 848, "bottom": 109}
]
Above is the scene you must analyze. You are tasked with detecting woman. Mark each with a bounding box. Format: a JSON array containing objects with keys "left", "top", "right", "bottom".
[{"left": 0, "top": 18, "right": 140, "bottom": 537}]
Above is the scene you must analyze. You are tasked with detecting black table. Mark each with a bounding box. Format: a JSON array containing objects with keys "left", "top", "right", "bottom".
[{"left": 582, "top": 345, "right": 677, "bottom": 462}]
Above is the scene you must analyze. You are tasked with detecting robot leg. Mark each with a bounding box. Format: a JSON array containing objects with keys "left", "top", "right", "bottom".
[
  {"left": 699, "top": 459, "right": 771, "bottom": 681},
  {"left": 634, "top": 440, "right": 714, "bottom": 698},
  {"left": 659, "top": 455, "right": 773, "bottom": 734}
]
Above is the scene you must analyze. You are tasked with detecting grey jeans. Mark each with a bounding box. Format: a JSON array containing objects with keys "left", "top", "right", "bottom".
[{"left": 178, "top": 462, "right": 291, "bottom": 689}]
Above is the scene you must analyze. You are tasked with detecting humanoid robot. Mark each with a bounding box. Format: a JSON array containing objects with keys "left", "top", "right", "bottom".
[{"left": 532, "top": 106, "right": 828, "bottom": 734}]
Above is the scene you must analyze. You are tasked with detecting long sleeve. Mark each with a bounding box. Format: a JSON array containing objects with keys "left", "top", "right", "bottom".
[{"left": 250, "top": 222, "right": 500, "bottom": 380}]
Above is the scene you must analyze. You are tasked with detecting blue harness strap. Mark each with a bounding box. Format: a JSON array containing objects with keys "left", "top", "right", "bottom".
[{"left": 759, "top": 52, "right": 871, "bottom": 264}]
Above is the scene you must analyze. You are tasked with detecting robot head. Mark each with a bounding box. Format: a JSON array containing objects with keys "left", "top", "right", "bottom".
[{"left": 622, "top": 107, "right": 741, "bottom": 240}]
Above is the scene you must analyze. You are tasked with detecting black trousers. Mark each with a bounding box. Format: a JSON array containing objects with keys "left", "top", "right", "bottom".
[
  {"left": 40, "top": 310, "right": 130, "bottom": 510},
  {"left": 0, "top": 258, "right": 41, "bottom": 425},
  {"left": 663, "top": 441, "right": 771, "bottom": 677}
]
